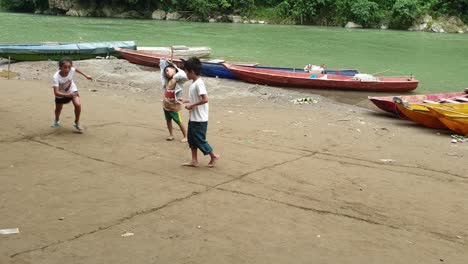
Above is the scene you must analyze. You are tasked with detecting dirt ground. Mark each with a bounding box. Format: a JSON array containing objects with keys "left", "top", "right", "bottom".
[{"left": 1, "top": 60, "right": 467, "bottom": 264}]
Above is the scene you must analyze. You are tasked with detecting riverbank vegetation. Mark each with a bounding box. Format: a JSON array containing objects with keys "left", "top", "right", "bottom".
[{"left": 1, "top": 0, "right": 467, "bottom": 29}]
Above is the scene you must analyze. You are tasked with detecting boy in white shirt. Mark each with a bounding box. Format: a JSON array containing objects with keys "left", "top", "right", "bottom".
[
  {"left": 180, "top": 58, "right": 220, "bottom": 167},
  {"left": 52, "top": 57, "right": 92, "bottom": 131}
]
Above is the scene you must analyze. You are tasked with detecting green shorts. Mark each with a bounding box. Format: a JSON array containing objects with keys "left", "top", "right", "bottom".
[{"left": 164, "top": 109, "right": 182, "bottom": 125}]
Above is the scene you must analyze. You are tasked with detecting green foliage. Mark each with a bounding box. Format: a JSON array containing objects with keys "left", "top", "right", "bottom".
[
  {"left": 349, "top": 0, "right": 382, "bottom": 27},
  {"left": 0, "top": 0, "right": 466, "bottom": 27},
  {"left": 0, "top": 0, "right": 35, "bottom": 11},
  {"left": 390, "top": 0, "right": 423, "bottom": 29}
]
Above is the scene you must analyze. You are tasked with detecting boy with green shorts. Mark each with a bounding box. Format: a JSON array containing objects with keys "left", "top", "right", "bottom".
[{"left": 160, "top": 59, "right": 188, "bottom": 142}]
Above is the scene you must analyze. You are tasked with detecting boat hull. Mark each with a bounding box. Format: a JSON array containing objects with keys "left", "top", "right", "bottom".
[
  {"left": 369, "top": 91, "right": 468, "bottom": 116},
  {"left": 428, "top": 108, "right": 468, "bottom": 135},
  {"left": 137, "top": 47, "right": 211, "bottom": 58},
  {"left": 395, "top": 103, "right": 447, "bottom": 129},
  {"left": 223, "top": 63, "right": 418, "bottom": 92},
  {"left": 0, "top": 41, "right": 137, "bottom": 61}
]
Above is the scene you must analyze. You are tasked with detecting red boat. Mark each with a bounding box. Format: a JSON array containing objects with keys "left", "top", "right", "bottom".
[
  {"left": 369, "top": 90, "right": 468, "bottom": 116},
  {"left": 223, "top": 63, "right": 419, "bottom": 92},
  {"left": 115, "top": 47, "right": 184, "bottom": 67}
]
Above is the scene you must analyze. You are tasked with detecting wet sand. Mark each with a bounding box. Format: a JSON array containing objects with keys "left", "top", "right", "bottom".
[{"left": 1, "top": 60, "right": 467, "bottom": 264}]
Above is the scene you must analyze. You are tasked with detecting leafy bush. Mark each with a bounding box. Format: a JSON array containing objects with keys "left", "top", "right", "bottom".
[
  {"left": 0, "top": 0, "right": 35, "bottom": 11},
  {"left": 349, "top": 0, "right": 382, "bottom": 27},
  {"left": 390, "top": 0, "right": 424, "bottom": 28}
]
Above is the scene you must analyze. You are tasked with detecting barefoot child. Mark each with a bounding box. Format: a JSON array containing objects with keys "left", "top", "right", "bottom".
[
  {"left": 160, "top": 59, "right": 188, "bottom": 142},
  {"left": 52, "top": 57, "right": 92, "bottom": 131},
  {"left": 180, "top": 58, "right": 220, "bottom": 167}
]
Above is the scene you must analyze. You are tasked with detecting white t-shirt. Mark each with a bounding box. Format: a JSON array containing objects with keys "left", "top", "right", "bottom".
[
  {"left": 189, "top": 78, "right": 209, "bottom": 122},
  {"left": 53, "top": 67, "right": 77, "bottom": 98}
]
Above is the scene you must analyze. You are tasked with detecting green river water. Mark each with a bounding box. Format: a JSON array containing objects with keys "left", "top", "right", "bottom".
[{"left": 1, "top": 12, "right": 467, "bottom": 93}]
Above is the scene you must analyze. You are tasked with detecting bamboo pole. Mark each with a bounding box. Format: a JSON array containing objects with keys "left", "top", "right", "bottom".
[
  {"left": 170, "top": 46, "right": 174, "bottom": 62},
  {"left": 7, "top": 56, "right": 11, "bottom": 80}
]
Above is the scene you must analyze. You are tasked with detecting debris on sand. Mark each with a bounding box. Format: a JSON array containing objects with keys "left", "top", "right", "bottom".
[
  {"left": 291, "top": 97, "right": 318, "bottom": 105},
  {"left": 121, "top": 232, "right": 134, "bottom": 237},
  {"left": 451, "top": 135, "right": 467, "bottom": 143},
  {"left": 0, "top": 228, "right": 19, "bottom": 235}
]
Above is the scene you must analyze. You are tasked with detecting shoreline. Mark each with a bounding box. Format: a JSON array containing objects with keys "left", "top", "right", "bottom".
[{"left": 1, "top": 59, "right": 467, "bottom": 263}]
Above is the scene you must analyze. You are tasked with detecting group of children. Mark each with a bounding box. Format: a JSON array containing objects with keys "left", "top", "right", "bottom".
[{"left": 52, "top": 57, "right": 219, "bottom": 168}]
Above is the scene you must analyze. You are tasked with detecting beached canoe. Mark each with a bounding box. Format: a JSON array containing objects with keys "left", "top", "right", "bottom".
[
  {"left": 223, "top": 63, "right": 418, "bottom": 92},
  {"left": 369, "top": 90, "right": 468, "bottom": 116},
  {"left": 394, "top": 101, "right": 448, "bottom": 129},
  {"left": 137, "top": 46, "right": 211, "bottom": 58},
  {"left": 115, "top": 48, "right": 359, "bottom": 80},
  {"left": 427, "top": 107, "right": 468, "bottom": 135},
  {"left": 0, "top": 41, "right": 137, "bottom": 61},
  {"left": 203, "top": 61, "right": 359, "bottom": 79},
  {"left": 114, "top": 48, "right": 257, "bottom": 78}
]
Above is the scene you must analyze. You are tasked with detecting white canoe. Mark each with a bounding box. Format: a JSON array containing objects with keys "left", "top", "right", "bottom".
[{"left": 137, "top": 46, "right": 211, "bottom": 58}]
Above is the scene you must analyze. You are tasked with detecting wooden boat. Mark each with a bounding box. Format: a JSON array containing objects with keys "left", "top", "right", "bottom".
[
  {"left": 0, "top": 41, "right": 136, "bottom": 61},
  {"left": 394, "top": 101, "right": 448, "bottom": 129},
  {"left": 114, "top": 48, "right": 257, "bottom": 77},
  {"left": 115, "top": 48, "right": 359, "bottom": 80},
  {"left": 369, "top": 90, "right": 468, "bottom": 116},
  {"left": 427, "top": 107, "right": 468, "bottom": 135},
  {"left": 203, "top": 61, "right": 359, "bottom": 79},
  {"left": 223, "top": 63, "right": 419, "bottom": 92},
  {"left": 137, "top": 46, "right": 211, "bottom": 58}
]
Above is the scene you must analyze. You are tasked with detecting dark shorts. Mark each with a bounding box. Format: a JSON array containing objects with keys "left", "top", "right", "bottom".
[
  {"left": 187, "top": 121, "right": 213, "bottom": 155},
  {"left": 164, "top": 109, "right": 182, "bottom": 125},
  {"left": 55, "top": 93, "right": 79, "bottom": 104}
]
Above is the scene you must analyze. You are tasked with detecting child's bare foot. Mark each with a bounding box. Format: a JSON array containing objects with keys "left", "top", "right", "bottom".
[
  {"left": 182, "top": 161, "right": 199, "bottom": 167},
  {"left": 180, "top": 138, "right": 188, "bottom": 143},
  {"left": 208, "top": 154, "right": 220, "bottom": 168},
  {"left": 166, "top": 136, "right": 175, "bottom": 141}
]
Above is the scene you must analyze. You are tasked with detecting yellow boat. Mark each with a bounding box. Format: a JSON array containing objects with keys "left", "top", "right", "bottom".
[
  {"left": 395, "top": 102, "right": 446, "bottom": 129},
  {"left": 426, "top": 107, "right": 468, "bottom": 135},
  {"left": 394, "top": 98, "right": 468, "bottom": 129}
]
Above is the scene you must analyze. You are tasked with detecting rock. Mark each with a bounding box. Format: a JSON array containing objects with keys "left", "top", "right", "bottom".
[
  {"left": 250, "top": 20, "right": 257, "bottom": 24},
  {"left": 228, "top": 15, "right": 243, "bottom": 23},
  {"left": 48, "top": 0, "right": 73, "bottom": 11},
  {"left": 243, "top": 20, "right": 249, "bottom": 24},
  {"left": 380, "top": 24, "right": 388, "bottom": 30},
  {"left": 441, "top": 16, "right": 465, "bottom": 33},
  {"left": 118, "top": 10, "right": 142, "bottom": 19},
  {"left": 66, "top": 9, "right": 79, "bottom": 16},
  {"left": 259, "top": 21, "right": 265, "bottom": 24},
  {"left": 34, "top": 9, "right": 42, "bottom": 14},
  {"left": 345, "top": 22, "right": 362, "bottom": 28},
  {"left": 101, "top": 6, "right": 114, "bottom": 17},
  {"left": 151, "top": 9, "right": 166, "bottom": 20},
  {"left": 408, "top": 15, "right": 432, "bottom": 31},
  {"left": 422, "top": 14, "right": 433, "bottom": 24},
  {"left": 458, "top": 30, "right": 465, "bottom": 34},
  {"left": 166, "top": 12, "right": 181, "bottom": 20},
  {"left": 208, "top": 18, "right": 216, "bottom": 23},
  {"left": 431, "top": 23, "right": 445, "bottom": 33},
  {"left": 409, "top": 23, "right": 428, "bottom": 31}
]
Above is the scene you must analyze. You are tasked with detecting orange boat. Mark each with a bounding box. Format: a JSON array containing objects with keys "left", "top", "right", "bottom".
[
  {"left": 369, "top": 90, "right": 468, "bottom": 116},
  {"left": 427, "top": 107, "right": 468, "bottom": 135},
  {"left": 394, "top": 101, "right": 447, "bottom": 129}
]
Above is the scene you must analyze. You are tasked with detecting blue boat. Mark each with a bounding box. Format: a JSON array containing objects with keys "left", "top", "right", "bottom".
[
  {"left": 0, "top": 41, "right": 137, "bottom": 61},
  {"left": 201, "top": 60, "right": 359, "bottom": 79}
]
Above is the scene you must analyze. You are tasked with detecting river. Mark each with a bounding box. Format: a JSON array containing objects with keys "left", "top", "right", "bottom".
[{"left": 1, "top": 12, "right": 467, "bottom": 93}]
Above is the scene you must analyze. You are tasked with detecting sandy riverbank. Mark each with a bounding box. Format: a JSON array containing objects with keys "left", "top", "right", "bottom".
[{"left": 1, "top": 59, "right": 467, "bottom": 264}]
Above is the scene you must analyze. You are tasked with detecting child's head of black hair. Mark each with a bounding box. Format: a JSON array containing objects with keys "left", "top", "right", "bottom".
[
  {"left": 183, "top": 57, "right": 202, "bottom": 76},
  {"left": 164, "top": 64, "right": 178, "bottom": 79},
  {"left": 59, "top": 57, "right": 73, "bottom": 68}
]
